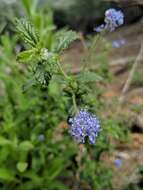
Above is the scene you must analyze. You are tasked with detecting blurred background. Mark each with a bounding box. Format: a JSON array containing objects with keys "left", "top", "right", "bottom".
[
  {"left": 0, "top": 0, "right": 143, "bottom": 33},
  {"left": 0, "top": 0, "right": 143, "bottom": 190}
]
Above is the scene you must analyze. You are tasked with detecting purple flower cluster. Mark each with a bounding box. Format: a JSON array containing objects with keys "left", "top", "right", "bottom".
[
  {"left": 95, "top": 8, "right": 124, "bottom": 32},
  {"left": 69, "top": 110, "right": 101, "bottom": 145}
]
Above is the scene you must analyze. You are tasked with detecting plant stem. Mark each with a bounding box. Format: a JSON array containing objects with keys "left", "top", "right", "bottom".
[
  {"left": 57, "top": 62, "right": 79, "bottom": 113},
  {"left": 72, "top": 92, "right": 78, "bottom": 113},
  {"left": 57, "top": 62, "right": 69, "bottom": 80},
  {"left": 82, "top": 34, "right": 101, "bottom": 71}
]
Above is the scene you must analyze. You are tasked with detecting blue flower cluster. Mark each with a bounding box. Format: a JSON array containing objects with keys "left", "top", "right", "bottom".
[
  {"left": 69, "top": 110, "right": 101, "bottom": 145},
  {"left": 114, "top": 158, "right": 122, "bottom": 168},
  {"left": 112, "top": 39, "right": 126, "bottom": 48},
  {"left": 95, "top": 8, "right": 124, "bottom": 32}
]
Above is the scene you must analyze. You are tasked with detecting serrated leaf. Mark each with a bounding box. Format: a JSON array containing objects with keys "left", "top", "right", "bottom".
[
  {"left": 76, "top": 71, "right": 103, "bottom": 83},
  {"left": 34, "top": 65, "right": 52, "bottom": 86},
  {"left": 16, "top": 18, "right": 39, "bottom": 47},
  {"left": 0, "top": 168, "right": 15, "bottom": 181},
  {"left": 17, "top": 162, "right": 28, "bottom": 173},
  {"left": 53, "top": 30, "right": 79, "bottom": 53},
  {"left": 17, "top": 49, "right": 35, "bottom": 63}
]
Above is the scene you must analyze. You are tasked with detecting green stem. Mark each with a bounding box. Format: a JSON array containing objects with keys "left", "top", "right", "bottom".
[
  {"left": 82, "top": 34, "right": 101, "bottom": 71},
  {"left": 57, "top": 62, "right": 79, "bottom": 113},
  {"left": 57, "top": 62, "right": 69, "bottom": 80},
  {"left": 72, "top": 92, "right": 78, "bottom": 113}
]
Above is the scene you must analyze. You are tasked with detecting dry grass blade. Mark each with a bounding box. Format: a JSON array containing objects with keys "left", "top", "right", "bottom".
[{"left": 119, "top": 42, "right": 143, "bottom": 104}]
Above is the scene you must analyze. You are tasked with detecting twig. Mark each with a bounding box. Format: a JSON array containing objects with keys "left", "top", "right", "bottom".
[{"left": 119, "top": 42, "right": 143, "bottom": 104}]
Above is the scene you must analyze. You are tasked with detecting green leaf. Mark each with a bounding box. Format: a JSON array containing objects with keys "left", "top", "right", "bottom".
[
  {"left": 17, "top": 49, "right": 35, "bottom": 63},
  {"left": 16, "top": 18, "right": 39, "bottom": 47},
  {"left": 21, "top": 0, "right": 31, "bottom": 16},
  {"left": 19, "top": 141, "right": 34, "bottom": 152},
  {"left": 46, "top": 158, "right": 65, "bottom": 180},
  {"left": 0, "top": 168, "right": 14, "bottom": 181},
  {"left": 17, "top": 162, "right": 28, "bottom": 173},
  {"left": 0, "top": 136, "right": 11, "bottom": 146},
  {"left": 76, "top": 71, "right": 103, "bottom": 83},
  {"left": 21, "top": 0, "right": 38, "bottom": 16},
  {"left": 53, "top": 30, "right": 79, "bottom": 53},
  {"left": 23, "top": 171, "right": 43, "bottom": 185},
  {"left": 34, "top": 65, "right": 52, "bottom": 86}
]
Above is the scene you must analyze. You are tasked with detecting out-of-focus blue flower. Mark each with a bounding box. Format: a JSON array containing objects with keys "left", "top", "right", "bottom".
[
  {"left": 69, "top": 109, "right": 101, "bottom": 145},
  {"left": 112, "top": 39, "right": 126, "bottom": 48},
  {"left": 95, "top": 8, "right": 124, "bottom": 32},
  {"left": 105, "top": 9, "right": 124, "bottom": 31},
  {"left": 114, "top": 158, "right": 122, "bottom": 168},
  {"left": 38, "top": 134, "right": 45, "bottom": 141}
]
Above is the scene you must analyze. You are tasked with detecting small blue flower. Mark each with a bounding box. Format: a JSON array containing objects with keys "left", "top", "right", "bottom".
[
  {"left": 112, "top": 40, "right": 121, "bottom": 48},
  {"left": 69, "top": 109, "right": 101, "bottom": 145},
  {"left": 114, "top": 158, "right": 122, "bottom": 168},
  {"left": 38, "top": 134, "right": 45, "bottom": 141},
  {"left": 95, "top": 8, "right": 124, "bottom": 32},
  {"left": 112, "top": 39, "right": 126, "bottom": 48}
]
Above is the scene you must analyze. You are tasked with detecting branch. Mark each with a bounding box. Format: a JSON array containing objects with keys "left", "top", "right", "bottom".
[{"left": 119, "top": 42, "right": 143, "bottom": 104}]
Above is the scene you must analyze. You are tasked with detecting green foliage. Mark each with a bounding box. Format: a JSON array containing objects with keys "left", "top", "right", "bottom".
[
  {"left": 53, "top": 29, "right": 79, "bottom": 53},
  {"left": 76, "top": 70, "right": 103, "bottom": 83},
  {"left": 21, "top": 0, "right": 38, "bottom": 16},
  {"left": 82, "top": 35, "right": 112, "bottom": 81},
  {"left": 21, "top": 0, "right": 56, "bottom": 49},
  {"left": 16, "top": 18, "right": 80, "bottom": 94},
  {"left": 0, "top": 34, "right": 72, "bottom": 188},
  {"left": 0, "top": 0, "right": 20, "bottom": 34},
  {"left": 16, "top": 18, "right": 39, "bottom": 47}
]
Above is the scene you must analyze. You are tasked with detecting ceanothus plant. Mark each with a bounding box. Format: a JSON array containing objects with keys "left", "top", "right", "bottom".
[
  {"left": 16, "top": 18, "right": 102, "bottom": 145},
  {"left": 16, "top": 8, "right": 124, "bottom": 145}
]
